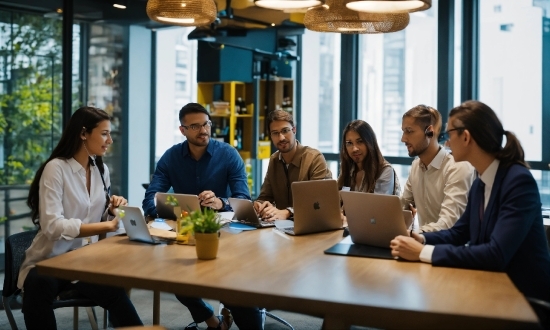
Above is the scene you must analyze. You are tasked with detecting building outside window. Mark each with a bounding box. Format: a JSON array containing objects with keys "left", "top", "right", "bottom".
[
  {"left": 155, "top": 27, "right": 197, "bottom": 163},
  {"left": 357, "top": 1, "right": 439, "bottom": 185},
  {"left": 479, "top": 0, "right": 550, "bottom": 206}
]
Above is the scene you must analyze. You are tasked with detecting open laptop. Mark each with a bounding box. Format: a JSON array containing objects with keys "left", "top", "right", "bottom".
[
  {"left": 228, "top": 198, "right": 275, "bottom": 228},
  {"left": 119, "top": 206, "right": 162, "bottom": 244},
  {"left": 340, "top": 191, "right": 409, "bottom": 248},
  {"left": 155, "top": 193, "right": 201, "bottom": 219},
  {"left": 278, "top": 180, "right": 342, "bottom": 236}
]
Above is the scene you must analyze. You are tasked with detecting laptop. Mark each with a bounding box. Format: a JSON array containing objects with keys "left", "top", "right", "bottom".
[
  {"left": 340, "top": 191, "right": 409, "bottom": 248},
  {"left": 279, "top": 180, "right": 342, "bottom": 236},
  {"left": 228, "top": 198, "right": 275, "bottom": 228},
  {"left": 119, "top": 206, "right": 162, "bottom": 244},
  {"left": 155, "top": 193, "right": 201, "bottom": 219}
]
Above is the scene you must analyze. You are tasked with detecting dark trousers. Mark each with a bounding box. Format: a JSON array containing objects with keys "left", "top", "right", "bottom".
[
  {"left": 22, "top": 267, "right": 143, "bottom": 330},
  {"left": 175, "top": 294, "right": 263, "bottom": 330}
]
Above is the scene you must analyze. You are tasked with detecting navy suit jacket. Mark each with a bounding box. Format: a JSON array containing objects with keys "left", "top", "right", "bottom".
[{"left": 424, "top": 163, "right": 550, "bottom": 301}]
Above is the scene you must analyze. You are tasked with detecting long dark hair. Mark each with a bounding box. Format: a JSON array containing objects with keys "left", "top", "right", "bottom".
[
  {"left": 27, "top": 106, "right": 111, "bottom": 224},
  {"left": 449, "top": 100, "right": 528, "bottom": 168},
  {"left": 338, "top": 120, "right": 387, "bottom": 192}
]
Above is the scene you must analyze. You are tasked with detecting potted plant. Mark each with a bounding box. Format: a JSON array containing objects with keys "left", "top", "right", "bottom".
[{"left": 182, "top": 208, "right": 223, "bottom": 260}]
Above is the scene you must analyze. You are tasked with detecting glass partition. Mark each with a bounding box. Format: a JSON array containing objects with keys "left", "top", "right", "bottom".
[
  {"left": 478, "top": 0, "right": 549, "bottom": 161},
  {"left": 155, "top": 27, "right": 198, "bottom": 163},
  {"left": 300, "top": 31, "right": 341, "bottom": 154},
  {"left": 87, "top": 24, "right": 125, "bottom": 195},
  {"left": 357, "top": 1, "right": 439, "bottom": 157}
]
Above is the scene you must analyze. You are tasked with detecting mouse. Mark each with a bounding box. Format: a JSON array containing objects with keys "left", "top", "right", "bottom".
[{"left": 343, "top": 227, "right": 350, "bottom": 237}]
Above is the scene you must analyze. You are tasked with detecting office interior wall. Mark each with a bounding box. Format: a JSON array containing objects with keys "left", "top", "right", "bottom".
[{"left": 127, "top": 25, "right": 151, "bottom": 207}]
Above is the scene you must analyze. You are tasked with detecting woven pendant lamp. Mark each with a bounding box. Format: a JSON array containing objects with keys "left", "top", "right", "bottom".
[
  {"left": 255, "top": 0, "right": 322, "bottom": 10},
  {"left": 347, "top": 0, "right": 431, "bottom": 14},
  {"left": 146, "top": 0, "right": 217, "bottom": 27},
  {"left": 304, "top": 0, "right": 409, "bottom": 34}
]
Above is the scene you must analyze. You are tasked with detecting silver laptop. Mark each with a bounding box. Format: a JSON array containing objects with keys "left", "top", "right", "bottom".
[
  {"left": 155, "top": 193, "right": 201, "bottom": 219},
  {"left": 340, "top": 191, "right": 409, "bottom": 248},
  {"left": 280, "top": 180, "right": 342, "bottom": 236},
  {"left": 228, "top": 198, "right": 275, "bottom": 228},
  {"left": 119, "top": 206, "right": 162, "bottom": 244}
]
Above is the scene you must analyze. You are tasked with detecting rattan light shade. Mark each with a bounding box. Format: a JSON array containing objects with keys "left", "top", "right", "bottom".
[
  {"left": 146, "top": 0, "right": 217, "bottom": 27},
  {"left": 347, "top": 0, "right": 431, "bottom": 14},
  {"left": 304, "top": 0, "right": 409, "bottom": 34},
  {"left": 255, "top": 0, "right": 322, "bottom": 10}
]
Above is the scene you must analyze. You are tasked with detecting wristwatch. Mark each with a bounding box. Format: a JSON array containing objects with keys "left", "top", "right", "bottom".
[
  {"left": 218, "top": 197, "right": 228, "bottom": 211},
  {"left": 286, "top": 207, "right": 294, "bottom": 219}
]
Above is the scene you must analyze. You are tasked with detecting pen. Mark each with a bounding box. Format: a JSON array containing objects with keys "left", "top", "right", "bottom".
[{"left": 409, "top": 203, "right": 414, "bottom": 236}]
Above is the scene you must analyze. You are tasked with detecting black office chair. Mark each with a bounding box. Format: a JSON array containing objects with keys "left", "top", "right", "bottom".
[
  {"left": 262, "top": 309, "right": 295, "bottom": 330},
  {"left": 2, "top": 229, "right": 100, "bottom": 330},
  {"left": 526, "top": 297, "right": 550, "bottom": 329},
  {"left": 216, "top": 303, "right": 294, "bottom": 330}
]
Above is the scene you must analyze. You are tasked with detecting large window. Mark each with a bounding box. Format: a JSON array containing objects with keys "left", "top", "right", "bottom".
[
  {"left": 0, "top": 11, "right": 63, "bottom": 242},
  {"left": 478, "top": 0, "right": 550, "bottom": 206},
  {"left": 301, "top": 31, "right": 341, "bottom": 154},
  {"left": 155, "top": 27, "right": 197, "bottom": 162},
  {"left": 479, "top": 0, "right": 547, "bottom": 161},
  {"left": 357, "top": 1, "right": 439, "bottom": 158}
]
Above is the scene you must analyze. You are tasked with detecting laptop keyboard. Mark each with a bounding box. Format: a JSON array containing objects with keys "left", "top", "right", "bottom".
[{"left": 233, "top": 220, "right": 275, "bottom": 228}]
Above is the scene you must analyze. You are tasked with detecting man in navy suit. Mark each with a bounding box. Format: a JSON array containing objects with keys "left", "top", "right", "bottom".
[{"left": 390, "top": 101, "right": 550, "bottom": 326}]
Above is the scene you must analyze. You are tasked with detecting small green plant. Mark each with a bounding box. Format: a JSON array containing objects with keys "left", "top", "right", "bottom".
[
  {"left": 165, "top": 195, "right": 179, "bottom": 206},
  {"left": 182, "top": 208, "right": 222, "bottom": 234}
]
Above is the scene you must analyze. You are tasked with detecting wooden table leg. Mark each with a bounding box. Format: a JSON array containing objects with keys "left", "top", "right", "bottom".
[
  {"left": 322, "top": 315, "right": 351, "bottom": 330},
  {"left": 153, "top": 290, "right": 161, "bottom": 325}
]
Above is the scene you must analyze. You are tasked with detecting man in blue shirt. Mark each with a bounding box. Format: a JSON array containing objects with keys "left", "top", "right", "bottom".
[
  {"left": 143, "top": 103, "right": 260, "bottom": 330},
  {"left": 143, "top": 103, "right": 250, "bottom": 216}
]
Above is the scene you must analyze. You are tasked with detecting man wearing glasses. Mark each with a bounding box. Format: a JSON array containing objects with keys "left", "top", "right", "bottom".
[
  {"left": 143, "top": 103, "right": 260, "bottom": 330},
  {"left": 400, "top": 104, "right": 475, "bottom": 233},
  {"left": 254, "top": 110, "right": 332, "bottom": 220}
]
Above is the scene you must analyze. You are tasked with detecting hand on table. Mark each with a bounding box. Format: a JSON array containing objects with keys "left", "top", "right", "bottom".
[
  {"left": 198, "top": 190, "right": 223, "bottom": 210},
  {"left": 254, "top": 201, "right": 284, "bottom": 221},
  {"left": 390, "top": 235, "right": 423, "bottom": 261}
]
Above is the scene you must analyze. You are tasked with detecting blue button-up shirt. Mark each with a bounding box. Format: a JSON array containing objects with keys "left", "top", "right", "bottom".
[{"left": 143, "top": 139, "right": 250, "bottom": 216}]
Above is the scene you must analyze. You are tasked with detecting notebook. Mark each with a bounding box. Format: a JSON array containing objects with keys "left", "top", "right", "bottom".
[
  {"left": 155, "top": 193, "right": 201, "bottom": 219},
  {"left": 228, "top": 198, "right": 275, "bottom": 228},
  {"left": 279, "top": 180, "right": 342, "bottom": 236},
  {"left": 119, "top": 206, "right": 162, "bottom": 244},
  {"left": 340, "top": 191, "right": 409, "bottom": 248}
]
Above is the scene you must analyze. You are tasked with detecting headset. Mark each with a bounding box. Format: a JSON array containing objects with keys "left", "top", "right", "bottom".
[{"left": 424, "top": 126, "right": 434, "bottom": 138}]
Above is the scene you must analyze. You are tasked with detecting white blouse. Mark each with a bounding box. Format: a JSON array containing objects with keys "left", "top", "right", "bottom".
[{"left": 18, "top": 157, "right": 112, "bottom": 289}]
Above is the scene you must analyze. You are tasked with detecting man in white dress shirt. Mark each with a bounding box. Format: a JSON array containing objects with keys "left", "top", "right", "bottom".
[{"left": 400, "top": 104, "right": 475, "bottom": 232}]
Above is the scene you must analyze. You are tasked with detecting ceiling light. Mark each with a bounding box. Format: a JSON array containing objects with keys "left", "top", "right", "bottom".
[
  {"left": 113, "top": 0, "right": 127, "bottom": 9},
  {"left": 346, "top": 0, "right": 431, "bottom": 13},
  {"left": 304, "top": 0, "right": 409, "bottom": 34},
  {"left": 146, "top": 0, "right": 217, "bottom": 27},
  {"left": 255, "top": 0, "right": 322, "bottom": 10}
]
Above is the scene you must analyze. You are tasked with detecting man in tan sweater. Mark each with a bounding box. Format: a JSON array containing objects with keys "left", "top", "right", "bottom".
[{"left": 254, "top": 110, "right": 332, "bottom": 220}]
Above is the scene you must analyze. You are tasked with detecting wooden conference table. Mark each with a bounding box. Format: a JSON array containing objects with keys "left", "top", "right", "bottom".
[{"left": 36, "top": 228, "right": 538, "bottom": 329}]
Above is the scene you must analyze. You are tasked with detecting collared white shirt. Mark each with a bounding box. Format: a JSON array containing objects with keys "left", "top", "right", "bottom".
[
  {"left": 479, "top": 159, "right": 500, "bottom": 210},
  {"left": 419, "top": 159, "right": 500, "bottom": 263},
  {"left": 401, "top": 147, "right": 475, "bottom": 232},
  {"left": 18, "top": 158, "right": 111, "bottom": 289}
]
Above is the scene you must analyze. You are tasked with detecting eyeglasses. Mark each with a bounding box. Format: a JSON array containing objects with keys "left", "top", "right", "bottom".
[
  {"left": 270, "top": 127, "right": 293, "bottom": 138},
  {"left": 181, "top": 120, "right": 212, "bottom": 131},
  {"left": 442, "top": 127, "right": 465, "bottom": 141}
]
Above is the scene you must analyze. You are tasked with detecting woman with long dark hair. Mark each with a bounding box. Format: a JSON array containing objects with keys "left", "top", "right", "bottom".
[
  {"left": 20, "top": 107, "right": 142, "bottom": 329},
  {"left": 390, "top": 100, "right": 550, "bottom": 326},
  {"left": 338, "top": 120, "right": 400, "bottom": 195}
]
